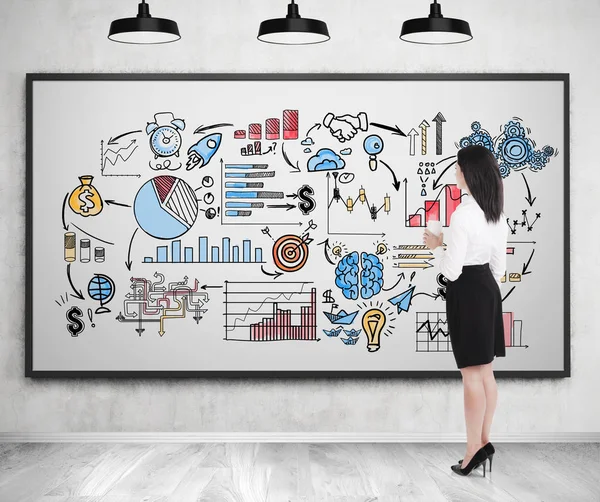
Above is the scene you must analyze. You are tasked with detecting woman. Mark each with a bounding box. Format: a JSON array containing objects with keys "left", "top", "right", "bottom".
[{"left": 423, "top": 145, "right": 508, "bottom": 477}]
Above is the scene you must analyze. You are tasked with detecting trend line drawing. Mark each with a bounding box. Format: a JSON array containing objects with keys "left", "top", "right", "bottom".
[
  {"left": 100, "top": 139, "right": 141, "bottom": 177},
  {"left": 415, "top": 312, "right": 451, "bottom": 352}
]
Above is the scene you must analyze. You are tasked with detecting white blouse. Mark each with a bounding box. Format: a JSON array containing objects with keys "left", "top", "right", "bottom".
[{"left": 431, "top": 193, "right": 508, "bottom": 289}]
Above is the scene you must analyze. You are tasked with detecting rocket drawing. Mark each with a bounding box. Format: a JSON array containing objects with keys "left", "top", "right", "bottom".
[{"left": 186, "top": 133, "right": 222, "bottom": 170}]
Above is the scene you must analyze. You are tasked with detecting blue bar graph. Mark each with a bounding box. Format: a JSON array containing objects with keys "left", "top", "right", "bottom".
[
  {"left": 243, "top": 240, "right": 251, "bottom": 263},
  {"left": 223, "top": 238, "right": 230, "bottom": 262},
  {"left": 144, "top": 237, "right": 264, "bottom": 264},
  {"left": 172, "top": 240, "right": 181, "bottom": 263},
  {"left": 199, "top": 237, "right": 208, "bottom": 263}
]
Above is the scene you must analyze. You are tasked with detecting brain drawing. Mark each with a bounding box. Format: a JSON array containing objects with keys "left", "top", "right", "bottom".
[{"left": 335, "top": 251, "right": 384, "bottom": 300}]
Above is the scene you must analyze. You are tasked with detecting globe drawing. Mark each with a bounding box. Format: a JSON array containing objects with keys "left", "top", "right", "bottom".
[
  {"left": 134, "top": 175, "right": 199, "bottom": 239},
  {"left": 88, "top": 274, "right": 115, "bottom": 314}
]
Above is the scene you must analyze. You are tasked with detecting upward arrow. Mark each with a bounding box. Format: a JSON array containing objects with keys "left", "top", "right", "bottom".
[
  {"left": 408, "top": 128, "right": 419, "bottom": 156},
  {"left": 432, "top": 112, "right": 446, "bottom": 155}
]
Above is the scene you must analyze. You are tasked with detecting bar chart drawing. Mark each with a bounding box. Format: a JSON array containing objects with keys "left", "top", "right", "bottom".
[
  {"left": 406, "top": 183, "right": 462, "bottom": 228},
  {"left": 221, "top": 162, "right": 296, "bottom": 226},
  {"left": 142, "top": 236, "right": 265, "bottom": 264},
  {"left": 224, "top": 281, "right": 318, "bottom": 342}
]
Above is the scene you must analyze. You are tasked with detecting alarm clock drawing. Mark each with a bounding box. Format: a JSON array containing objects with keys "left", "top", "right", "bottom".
[{"left": 146, "top": 112, "right": 186, "bottom": 159}]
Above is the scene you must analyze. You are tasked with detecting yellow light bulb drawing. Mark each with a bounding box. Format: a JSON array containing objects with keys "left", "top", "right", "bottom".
[
  {"left": 331, "top": 245, "right": 343, "bottom": 257},
  {"left": 362, "top": 308, "right": 386, "bottom": 352}
]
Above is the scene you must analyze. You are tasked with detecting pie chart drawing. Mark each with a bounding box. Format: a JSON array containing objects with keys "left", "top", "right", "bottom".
[{"left": 134, "top": 175, "right": 198, "bottom": 239}]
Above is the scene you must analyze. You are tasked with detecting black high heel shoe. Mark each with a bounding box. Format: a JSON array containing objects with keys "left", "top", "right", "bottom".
[
  {"left": 458, "top": 442, "right": 495, "bottom": 472},
  {"left": 451, "top": 446, "right": 488, "bottom": 476}
]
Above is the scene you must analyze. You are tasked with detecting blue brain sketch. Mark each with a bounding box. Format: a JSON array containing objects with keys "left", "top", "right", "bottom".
[
  {"left": 334, "top": 251, "right": 383, "bottom": 300},
  {"left": 335, "top": 251, "right": 359, "bottom": 300},
  {"left": 307, "top": 148, "right": 345, "bottom": 172},
  {"left": 360, "top": 252, "right": 383, "bottom": 299},
  {"left": 458, "top": 119, "right": 557, "bottom": 179}
]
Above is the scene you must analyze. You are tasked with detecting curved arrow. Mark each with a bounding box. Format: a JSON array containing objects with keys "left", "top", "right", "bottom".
[
  {"left": 380, "top": 160, "right": 401, "bottom": 191},
  {"left": 62, "top": 193, "right": 69, "bottom": 231},
  {"left": 317, "top": 238, "right": 335, "bottom": 266},
  {"left": 432, "top": 157, "right": 458, "bottom": 190},
  {"left": 107, "top": 129, "right": 142, "bottom": 145},
  {"left": 261, "top": 265, "right": 283, "bottom": 279},
  {"left": 521, "top": 173, "right": 537, "bottom": 206},
  {"left": 126, "top": 228, "right": 138, "bottom": 271},
  {"left": 371, "top": 123, "right": 407, "bottom": 137},
  {"left": 66, "top": 263, "right": 85, "bottom": 300},
  {"left": 382, "top": 273, "right": 405, "bottom": 292}
]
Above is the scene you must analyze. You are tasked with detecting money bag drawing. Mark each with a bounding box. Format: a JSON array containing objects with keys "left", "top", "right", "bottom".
[{"left": 68, "top": 175, "right": 104, "bottom": 217}]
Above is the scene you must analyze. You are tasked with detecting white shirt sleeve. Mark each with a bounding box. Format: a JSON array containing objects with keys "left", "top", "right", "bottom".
[
  {"left": 431, "top": 209, "right": 468, "bottom": 282},
  {"left": 489, "top": 220, "right": 509, "bottom": 290}
]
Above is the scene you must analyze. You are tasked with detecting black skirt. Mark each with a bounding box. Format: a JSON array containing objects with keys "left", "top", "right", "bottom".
[{"left": 446, "top": 263, "right": 506, "bottom": 369}]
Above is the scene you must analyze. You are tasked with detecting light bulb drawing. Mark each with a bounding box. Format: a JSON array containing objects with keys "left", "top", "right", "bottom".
[
  {"left": 363, "top": 135, "right": 384, "bottom": 171},
  {"left": 362, "top": 308, "right": 386, "bottom": 352}
]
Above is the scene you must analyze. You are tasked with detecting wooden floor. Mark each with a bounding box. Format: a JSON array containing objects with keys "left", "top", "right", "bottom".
[{"left": 0, "top": 442, "right": 598, "bottom": 501}]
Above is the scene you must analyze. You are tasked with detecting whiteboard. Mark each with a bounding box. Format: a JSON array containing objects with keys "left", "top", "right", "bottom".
[{"left": 26, "top": 74, "right": 569, "bottom": 377}]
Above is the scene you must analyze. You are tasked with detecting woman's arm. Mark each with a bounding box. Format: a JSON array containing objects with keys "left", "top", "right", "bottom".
[
  {"left": 431, "top": 210, "right": 468, "bottom": 282},
  {"left": 489, "top": 222, "right": 509, "bottom": 289}
]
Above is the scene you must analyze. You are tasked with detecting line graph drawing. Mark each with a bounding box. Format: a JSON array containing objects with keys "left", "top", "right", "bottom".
[
  {"left": 415, "top": 312, "right": 451, "bottom": 352},
  {"left": 223, "top": 281, "right": 319, "bottom": 342},
  {"left": 100, "top": 139, "right": 141, "bottom": 178}
]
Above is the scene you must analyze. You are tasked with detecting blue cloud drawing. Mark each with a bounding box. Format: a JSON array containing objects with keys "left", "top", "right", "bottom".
[
  {"left": 304, "top": 148, "right": 312, "bottom": 154},
  {"left": 340, "top": 148, "right": 352, "bottom": 155},
  {"left": 301, "top": 137, "right": 314, "bottom": 146},
  {"left": 307, "top": 148, "right": 345, "bottom": 172}
]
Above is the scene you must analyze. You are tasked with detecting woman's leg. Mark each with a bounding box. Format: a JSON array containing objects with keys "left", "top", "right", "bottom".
[
  {"left": 460, "top": 364, "right": 485, "bottom": 468},
  {"left": 480, "top": 362, "right": 497, "bottom": 444}
]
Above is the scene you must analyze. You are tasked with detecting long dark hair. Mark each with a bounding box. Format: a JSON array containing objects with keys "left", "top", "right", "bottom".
[{"left": 457, "top": 145, "right": 504, "bottom": 223}]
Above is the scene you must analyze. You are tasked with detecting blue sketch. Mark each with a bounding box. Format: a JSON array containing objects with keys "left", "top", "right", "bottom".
[
  {"left": 343, "top": 328, "right": 361, "bottom": 337},
  {"left": 186, "top": 133, "right": 222, "bottom": 170},
  {"left": 388, "top": 285, "right": 416, "bottom": 314},
  {"left": 341, "top": 337, "right": 358, "bottom": 345},
  {"left": 307, "top": 148, "right": 345, "bottom": 172},
  {"left": 335, "top": 251, "right": 359, "bottom": 300},
  {"left": 361, "top": 252, "right": 383, "bottom": 299},
  {"left": 323, "top": 309, "right": 358, "bottom": 325},
  {"left": 301, "top": 138, "right": 314, "bottom": 146},
  {"left": 340, "top": 148, "right": 352, "bottom": 155},
  {"left": 323, "top": 327, "right": 343, "bottom": 337},
  {"left": 459, "top": 120, "right": 556, "bottom": 179}
]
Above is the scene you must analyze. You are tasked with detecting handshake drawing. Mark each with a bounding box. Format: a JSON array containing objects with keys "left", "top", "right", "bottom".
[{"left": 322, "top": 112, "right": 369, "bottom": 143}]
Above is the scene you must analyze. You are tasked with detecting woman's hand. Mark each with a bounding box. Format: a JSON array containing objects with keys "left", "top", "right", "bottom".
[{"left": 423, "top": 229, "right": 444, "bottom": 250}]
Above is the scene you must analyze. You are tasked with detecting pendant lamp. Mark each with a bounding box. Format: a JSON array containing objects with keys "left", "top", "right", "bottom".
[
  {"left": 258, "top": 0, "right": 330, "bottom": 45},
  {"left": 400, "top": 0, "right": 472, "bottom": 45},
  {"left": 108, "top": 0, "right": 180, "bottom": 44}
]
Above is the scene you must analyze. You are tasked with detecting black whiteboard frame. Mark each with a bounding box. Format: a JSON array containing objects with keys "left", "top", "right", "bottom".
[{"left": 25, "top": 73, "right": 570, "bottom": 379}]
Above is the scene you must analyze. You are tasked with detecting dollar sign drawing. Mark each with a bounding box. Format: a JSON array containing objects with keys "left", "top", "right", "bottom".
[
  {"left": 78, "top": 189, "right": 95, "bottom": 214},
  {"left": 297, "top": 185, "right": 316, "bottom": 215},
  {"left": 322, "top": 289, "right": 335, "bottom": 303},
  {"left": 436, "top": 273, "right": 448, "bottom": 301},
  {"left": 66, "top": 306, "right": 85, "bottom": 337}
]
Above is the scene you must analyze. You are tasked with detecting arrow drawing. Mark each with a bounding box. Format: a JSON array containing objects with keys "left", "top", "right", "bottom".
[
  {"left": 107, "top": 129, "right": 142, "bottom": 145},
  {"left": 420, "top": 120, "right": 430, "bottom": 156},
  {"left": 408, "top": 128, "right": 419, "bottom": 156},
  {"left": 66, "top": 263, "right": 85, "bottom": 300},
  {"left": 370, "top": 123, "right": 407, "bottom": 137},
  {"left": 432, "top": 112, "right": 446, "bottom": 155},
  {"left": 521, "top": 173, "right": 537, "bottom": 206}
]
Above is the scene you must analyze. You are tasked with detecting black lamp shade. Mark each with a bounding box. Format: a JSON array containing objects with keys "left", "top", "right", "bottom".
[
  {"left": 258, "top": 1, "right": 330, "bottom": 45},
  {"left": 400, "top": 2, "right": 472, "bottom": 45},
  {"left": 108, "top": 1, "right": 180, "bottom": 44}
]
